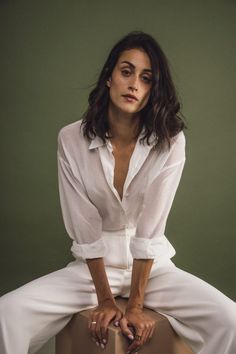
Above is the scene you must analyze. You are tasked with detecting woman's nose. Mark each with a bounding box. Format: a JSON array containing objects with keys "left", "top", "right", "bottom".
[{"left": 128, "top": 76, "right": 139, "bottom": 91}]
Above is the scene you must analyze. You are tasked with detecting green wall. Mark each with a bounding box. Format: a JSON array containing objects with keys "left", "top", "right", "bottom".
[{"left": 1, "top": 0, "right": 236, "bottom": 304}]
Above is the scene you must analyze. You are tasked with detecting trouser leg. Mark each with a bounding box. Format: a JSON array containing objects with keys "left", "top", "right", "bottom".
[
  {"left": 135, "top": 259, "right": 236, "bottom": 354},
  {"left": 2, "top": 256, "right": 235, "bottom": 354},
  {"left": 0, "top": 260, "right": 126, "bottom": 354}
]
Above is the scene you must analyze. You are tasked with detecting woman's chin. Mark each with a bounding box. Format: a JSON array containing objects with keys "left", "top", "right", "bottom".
[{"left": 117, "top": 104, "right": 140, "bottom": 115}]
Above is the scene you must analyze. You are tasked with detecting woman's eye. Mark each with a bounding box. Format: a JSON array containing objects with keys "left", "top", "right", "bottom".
[
  {"left": 143, "top": 76, "right": 152, "bottom": 83},
  {"left": 121, "top": 69, "right": 130, "bottom": 76},
  {"left": 121, "top": 69, "right": 152, "bottom": 84}
]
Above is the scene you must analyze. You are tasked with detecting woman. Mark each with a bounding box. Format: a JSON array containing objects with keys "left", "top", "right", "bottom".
[{"left": 0, "top": 31, "right": 236, "bottom": 354}]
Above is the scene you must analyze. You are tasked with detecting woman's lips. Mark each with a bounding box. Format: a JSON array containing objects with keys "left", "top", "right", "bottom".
[{"left": 122, "top": 95, "right": 138, "bottom": 103}]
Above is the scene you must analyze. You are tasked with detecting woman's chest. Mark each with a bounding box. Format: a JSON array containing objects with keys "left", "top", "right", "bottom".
[
  {"left": 74, "top": 142, "right": 165, "bottom": 209},
  {"left": 112, "top": 145, "right": 135, "bottom": 201}
]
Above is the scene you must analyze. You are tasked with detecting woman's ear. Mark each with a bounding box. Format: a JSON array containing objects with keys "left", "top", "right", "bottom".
[{"left": 106, "top": 77, "right": 111, "bottom": 87}]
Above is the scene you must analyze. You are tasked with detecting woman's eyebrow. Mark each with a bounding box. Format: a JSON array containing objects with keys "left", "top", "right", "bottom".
[{"left": 120, "top": 60, "right": 152, "bottom": 73}]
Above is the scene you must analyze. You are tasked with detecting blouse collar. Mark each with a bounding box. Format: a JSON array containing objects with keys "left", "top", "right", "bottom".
[{"left": 88, "top": 126, "right": 157, "bottom": 150}]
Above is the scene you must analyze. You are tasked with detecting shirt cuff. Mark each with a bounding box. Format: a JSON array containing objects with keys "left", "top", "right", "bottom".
[
  {"left": 129, "top": 235, "right": 176, "bottom": 260},
  {"left": 71, "top": 238, "right": 108, "bottom": 260}
]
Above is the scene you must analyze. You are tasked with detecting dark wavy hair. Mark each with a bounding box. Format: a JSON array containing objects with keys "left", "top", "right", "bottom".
[{"left": 80, "top": 30, "right": 188, "bottom": 152}]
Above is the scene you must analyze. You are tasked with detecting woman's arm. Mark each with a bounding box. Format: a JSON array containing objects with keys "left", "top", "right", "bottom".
[
  {"left": 86, "top": 258, "right": 115, "bottom": 304},
  {"left": 86, "top": 258, "right": 123, "bottom": 348},
  {"left": 57, "top": 129, "right": 107, "bottom": 259},
  {"left": 57, "top": 130, "right": 123, "bottom": 348},
  {"left": 127, "top": 259, "right": 154, "bottom": 310},
  {"left": 120, "top": 132, "right": 186, "bottom": 353},
  {"left": 130, "top": 131, "right": 186, "bottom": 261}
]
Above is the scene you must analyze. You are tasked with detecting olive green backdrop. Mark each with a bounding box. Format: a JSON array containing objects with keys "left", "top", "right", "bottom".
[{"left": 1, "top": 0, "right": 236, "bottom": 309}]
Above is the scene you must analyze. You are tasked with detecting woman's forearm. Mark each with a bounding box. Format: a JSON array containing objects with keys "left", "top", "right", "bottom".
[
  {"left": 86, "top": 258, "right": 115, "bottom": 305},
  {"left": 127, "top": 258, "right": 154, "bottom": 310}
]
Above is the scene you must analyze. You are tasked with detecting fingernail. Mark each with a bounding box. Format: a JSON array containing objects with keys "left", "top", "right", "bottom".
[
  {"left": 102, "top": 338, "right": 107, "bottom": 344},
  {"left": 96, "top": 341, "right": 99, "bottom": 347},
  {"left": 128, "top": 334, "right": 134, "bottom": 340},
  {"left": 114, "top": 321, "right": 119, "bottom": 326},
  {"left": 101, "top": 343, "right": 105, "bottom": 349}
]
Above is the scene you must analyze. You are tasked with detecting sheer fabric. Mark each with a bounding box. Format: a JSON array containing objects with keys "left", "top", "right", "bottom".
[{"left": 57, "top": 119, "right": 186, "bottom": 261}]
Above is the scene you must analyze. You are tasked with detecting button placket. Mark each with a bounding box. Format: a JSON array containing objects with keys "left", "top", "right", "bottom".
[
  {"left": 98, "top": 145, "right": 124, "bottom": 209},
  {"left": 105, "top": 142, "right": 130, "bottom": 210}
]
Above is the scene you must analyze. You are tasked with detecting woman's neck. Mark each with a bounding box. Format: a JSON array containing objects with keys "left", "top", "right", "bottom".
[{"left": 107, "top": 105, "right": 140, "bottom": 146}]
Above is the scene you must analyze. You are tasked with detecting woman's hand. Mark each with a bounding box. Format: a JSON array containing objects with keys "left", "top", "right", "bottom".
[
  {"left": 119, "top": 307, "right": 156, "bottom": 354},
  {"left": 88, "top": 298, "right": 123, "bottom": 349}
]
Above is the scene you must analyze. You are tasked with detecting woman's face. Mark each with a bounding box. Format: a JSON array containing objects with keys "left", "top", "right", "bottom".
[{"left": 106, "top": 48, "right": 153, "bottom": 116}]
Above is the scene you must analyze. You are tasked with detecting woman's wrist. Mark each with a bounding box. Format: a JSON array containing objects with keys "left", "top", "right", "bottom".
[
  {"left": 98, "top": 297, "right": 116, "bottom": 306},
  {"left": 126, "top": 300, "right": 143, "bottom": 311}
]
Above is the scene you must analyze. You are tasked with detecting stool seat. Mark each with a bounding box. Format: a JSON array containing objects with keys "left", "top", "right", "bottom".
[{"left": 55, "top": 297, "right": 194, "bottom": 354}]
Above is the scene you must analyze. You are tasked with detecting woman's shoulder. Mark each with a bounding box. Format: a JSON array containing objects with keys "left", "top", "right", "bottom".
[
  {"left": 58, "top": 119, "right": 83, "bottom": 142},
  {"left": 163, "top": 129, "right": 186, "bottom": 161},
  {"left": 57, "top": 119, "right": 88, "bottom": 149},
  {"left": 168, "top": 129, "right": 186, "bottom": 162},
  {"left": 57, "top": 119, "right": 89, "bottom": 160},
  {"left": 171, "top": 129, "right": 186, "bottom": 147}
]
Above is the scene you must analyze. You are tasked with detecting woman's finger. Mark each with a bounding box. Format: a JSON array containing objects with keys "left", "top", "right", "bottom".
[
  {"left": 88, "top": 313, "right": 97, "bottom": 344},
  {"left": 147, "top": 322, "right": 155, "bottom": 342},
  {"left": 138, "top": 326, "right": 146, "bottom": 346},
  {"left": 88, "top": 313, "right": 96, "bottom": 332},
  {"left": 127, "top": 329, "right": 143, "bottom": 353},
  {"left": 89, "top": 316, "right": 100, "bottom": 346},
  {"left": 141, "top": 323, "right": 152, "bottom": 344},
  {"left": 95, "top": 313, "right": 104, "bottom": 343},
  {"left": 113, "top": 310, "right": 123, "bottom": 326},
  {"left": 119, "top": 317, "right": 135, "bottom": 341},
  {"left": 135, "top": 329, "right": 145, "bottom": 346},
  {"left": 100, "top": 316, "right": 111, "bottom": 347},
  {"left": 90, "top": 312, "right": 100, "bottom": 342}
]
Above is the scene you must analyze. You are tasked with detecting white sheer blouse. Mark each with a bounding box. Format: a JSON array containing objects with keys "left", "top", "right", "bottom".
[{"left": 57, "top": 119, "right": 186, "bottom": 263}]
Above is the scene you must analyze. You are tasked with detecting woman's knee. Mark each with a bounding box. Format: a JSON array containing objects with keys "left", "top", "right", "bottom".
[
  {"left": 221, "top": 303, "right": 236, "bottom": 330},
  {"left": 212, "top": 298, "right": 236, "bottom": 332},
  {"left": 0, "top": 291, "right": 25, "bottom": 323}
]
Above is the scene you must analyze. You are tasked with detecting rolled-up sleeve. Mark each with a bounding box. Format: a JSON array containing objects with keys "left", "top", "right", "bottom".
[
  {"left": 130, "top": 131, "right": 186, "bottom": 260},
  {"left": 57, "top": 130, "right": 107, "bottom": 260}
]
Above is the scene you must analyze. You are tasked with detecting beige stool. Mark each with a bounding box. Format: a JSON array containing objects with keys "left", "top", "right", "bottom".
[{"left": 55, "top": 297, "right": 194, "bottom": 354}]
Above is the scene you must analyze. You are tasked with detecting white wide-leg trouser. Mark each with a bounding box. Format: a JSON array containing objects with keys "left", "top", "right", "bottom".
[{"left": 0, "top": 235, "right": 236, "bottom": 354}]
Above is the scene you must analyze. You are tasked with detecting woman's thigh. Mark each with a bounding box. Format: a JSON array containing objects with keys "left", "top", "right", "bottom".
[
  {"left": 1, "top": 259, "right": 126, "bottom": 312},
  {"left": 0, "top": 260, "right": 126, "bottom": 353},
  {"left": 143, "top": 261, "right": 236, "bottom": 353}
]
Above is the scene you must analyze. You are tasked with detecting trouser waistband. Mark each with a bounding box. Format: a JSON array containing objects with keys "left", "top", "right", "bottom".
[{"left": 101, "top": 227, "right": 136, "bottom": 269}]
